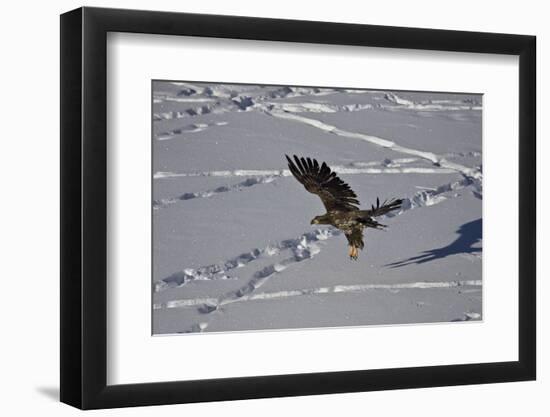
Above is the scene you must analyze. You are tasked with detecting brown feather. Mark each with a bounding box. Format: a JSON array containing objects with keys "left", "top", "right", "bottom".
[{"left": 286, "top": 154, "right": 360, "bottom": 212}]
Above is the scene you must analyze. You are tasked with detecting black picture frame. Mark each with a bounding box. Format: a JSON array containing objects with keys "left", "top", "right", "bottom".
[{"left": 60, "top": 6, "right": 536, "bottom": 410}]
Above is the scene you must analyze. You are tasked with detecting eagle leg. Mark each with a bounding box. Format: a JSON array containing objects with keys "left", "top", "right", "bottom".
[{"left": 348, "top": 245, "right": 359, "bottom": 260}]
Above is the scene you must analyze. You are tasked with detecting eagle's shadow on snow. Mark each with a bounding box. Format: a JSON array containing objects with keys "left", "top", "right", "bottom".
[{"left": 386, "top": 219, "right": 482, "bottom": 268}]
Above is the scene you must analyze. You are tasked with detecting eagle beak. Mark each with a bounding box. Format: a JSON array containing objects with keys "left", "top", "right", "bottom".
[{"left": 311, "top": 219, "right": 318, "bottom": 225}]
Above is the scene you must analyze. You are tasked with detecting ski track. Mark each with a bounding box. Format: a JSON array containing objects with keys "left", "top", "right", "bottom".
[
  {"left": 264, "top": 109, "right": 482, "bottom": 181},
  {"left": 154, "top": 156, "right": 476, "bottom": 180},
  {"left": 154, "top": 165, "right": 456, "bottom": 180},
  {"left": 153, "top": 279, "right": 482, "bottom": 311},
  {"left": 152, "top": 157, "right": 460, "bottom": 209},
  {"left": 153, "top": 175, "right": 278, "bottom": 209},
  {"left": 155, "top": 121, "right": 227, "bottom": 141},
  {"left": 153, "top": 96, "right": 216, "bottom": 104},
  {"left": 264, "top": 101, "right": 375, "bottom": 113}
]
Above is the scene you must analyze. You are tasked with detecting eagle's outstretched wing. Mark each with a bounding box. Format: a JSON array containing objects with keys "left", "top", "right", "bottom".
[
  {"left": 364, "top": 197, "right": 403, "bottom": 217},
  {"left": 286, "top": 155, "right": 360, "bottom": 212}
]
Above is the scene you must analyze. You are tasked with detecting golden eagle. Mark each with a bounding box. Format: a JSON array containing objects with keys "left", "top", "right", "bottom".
[{"left": 286, "top": 155, "right": 402, "bottom": 260}]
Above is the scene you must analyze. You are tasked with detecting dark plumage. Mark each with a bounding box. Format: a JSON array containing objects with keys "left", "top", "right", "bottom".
[{"left": 286, "top": 155, "right": 402, "bottom": 260}]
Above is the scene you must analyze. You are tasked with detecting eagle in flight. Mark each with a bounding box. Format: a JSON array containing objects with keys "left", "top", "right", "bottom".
[{"left": 286, "top": 155, "right": 402, "bottom": 260}]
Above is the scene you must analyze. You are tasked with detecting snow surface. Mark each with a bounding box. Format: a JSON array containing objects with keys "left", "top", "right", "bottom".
[{"left": 152, "top": 81, "right": 482, "bottom": 334}]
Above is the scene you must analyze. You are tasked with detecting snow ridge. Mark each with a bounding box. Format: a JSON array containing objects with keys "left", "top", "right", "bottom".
[
  {"left": 153, "top": 88, "right": 480, "bottom": 121},
  {"left": 154, "top": 279, "right": 482, "bottom": 311},
  {"left": 265, "top": 109, "right": 482, "bottom": 181}
]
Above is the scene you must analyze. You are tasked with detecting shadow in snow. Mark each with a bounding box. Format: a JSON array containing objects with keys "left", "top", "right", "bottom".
[{"left": 386, "top": 219, "right": 482, "bottom": 268}]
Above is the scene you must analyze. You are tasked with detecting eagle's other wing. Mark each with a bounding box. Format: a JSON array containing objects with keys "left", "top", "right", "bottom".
[
  {"left": 365, "top": 197, "right": 403, "bottom": 217},
  {"left": 286, "top": 155, "right": 360, "bottom": 212}
]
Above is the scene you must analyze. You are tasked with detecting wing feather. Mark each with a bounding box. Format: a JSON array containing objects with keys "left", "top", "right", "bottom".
[
  {"left": 286, "top": 154, "right": 360, "bottom": 211},
  {"left": 366, "top": 197, "right": 403, "bottom": 217}
]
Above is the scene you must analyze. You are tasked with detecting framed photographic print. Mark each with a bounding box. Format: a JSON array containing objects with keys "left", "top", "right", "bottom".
[{"left": 60, "top": 6, "right": 536, "bottom": 409}]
